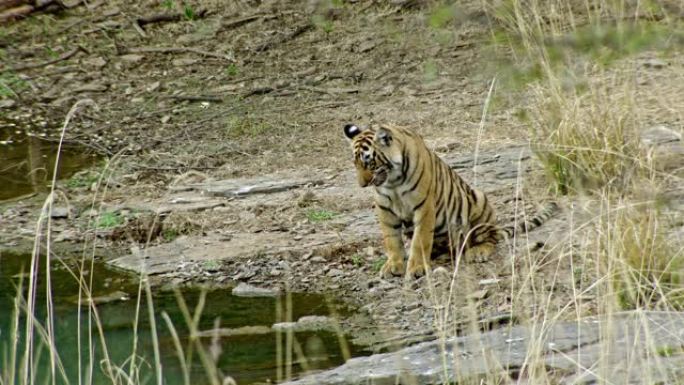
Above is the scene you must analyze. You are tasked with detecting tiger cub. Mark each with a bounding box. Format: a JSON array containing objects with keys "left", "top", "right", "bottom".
[{"left": 343, "top": 123, "right": 557, "bottom": 279}]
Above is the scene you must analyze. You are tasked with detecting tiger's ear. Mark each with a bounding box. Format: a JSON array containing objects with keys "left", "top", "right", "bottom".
[
  {"left": 375, "top": 127, "right": 392, "bottom": 146},
  {"left": 344, "top": 124, "right": 362, "bottom": 140}
]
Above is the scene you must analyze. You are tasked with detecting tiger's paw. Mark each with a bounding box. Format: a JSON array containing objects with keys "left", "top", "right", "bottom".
[
  {"left": 405, "top": 258, "right": 428, "bottom": 279},
  {"left": 465, "top": 243, "right": 495, "bottom": 263},
  {"left": 380, "top": 260, "right": 404, "bottom": 279}
]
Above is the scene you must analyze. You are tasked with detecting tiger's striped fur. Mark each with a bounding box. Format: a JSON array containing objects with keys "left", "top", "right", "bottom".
[{"left": 344, "top": 123, "right": 558, "bottom": 279}]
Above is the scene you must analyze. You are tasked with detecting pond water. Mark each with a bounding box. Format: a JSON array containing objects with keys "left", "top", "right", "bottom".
[
  {"left": 0, "top": 121, "right": 100, "bottom": 201},
  {"left": 0, "top": 251, "right": 367, "bottom": 384}
]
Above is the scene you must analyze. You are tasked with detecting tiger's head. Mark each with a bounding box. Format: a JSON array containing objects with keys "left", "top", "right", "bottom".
[{"left": 343, "top": 123, "right": 403, "bottom": 188}]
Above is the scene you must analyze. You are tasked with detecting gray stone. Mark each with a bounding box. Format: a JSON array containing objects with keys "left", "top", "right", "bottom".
[
  {"left": 83, "top": 57, "right": 107, "bottom": 68},
  {"left": 0, "top": 99, "right": 16, "bottom": 109},
  {"left": 50, "top": 206, "right": 72, "bottom": 219},
  {"left": 641, "top": 125, "right": 681, "bottom": 146},
  {"left": 120, "top": 54, "right": 144, "bottom": 63},
  {"left": 642, "top": 58, "right": 668, "bottom": 69},
  {"left": 272, "top": 316, "right": 334, "bottom": 332},
  {"left": 169, "top": 175, "right": 326, "bottom": 197},
  {"left": 231, "top": 282, "right": 280, "bottom": 297},
  {"left": 478, "top": 278, "right": 501, "bottom": 286},
  {"left": 172, "top": 58, "right": 199, "bottom": 66},
  {"left": 282, "top": 311, "right": 684, "bottom": 385}
]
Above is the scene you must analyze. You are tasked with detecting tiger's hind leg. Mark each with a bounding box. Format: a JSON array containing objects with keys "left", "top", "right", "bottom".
[
  {"left": 464, "top": 224, "right": 499, "bottom": 263},
  {"left": 464, "top": 242, "right": 496, "bottom": 263}
]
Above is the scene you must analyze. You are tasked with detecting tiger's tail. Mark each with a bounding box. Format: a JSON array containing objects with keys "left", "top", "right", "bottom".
[{"left": 500, "top": 201, "right": 560, "bottom": 239}]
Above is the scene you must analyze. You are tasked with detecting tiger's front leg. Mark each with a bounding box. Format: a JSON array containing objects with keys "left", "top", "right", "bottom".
[
  {"left": 376, "top": 205, "right": 406, "bottom": 279},
  {"left": 406, "top": 198, "right": 435, "bottom": 279}
]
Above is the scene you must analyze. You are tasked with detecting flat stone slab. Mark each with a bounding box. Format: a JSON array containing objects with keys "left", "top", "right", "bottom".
[
  {"left": 282, "top": 311, "right": 684, "bottom": 385},
  {"left": 169, "top": 175, "right": 327, "bottom": 197},
  {"left": 108, "top": 230, "right": 355, "bottom": 274}
]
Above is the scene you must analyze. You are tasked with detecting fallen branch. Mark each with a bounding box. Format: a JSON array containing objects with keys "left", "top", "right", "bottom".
[
  {"left": 163, "top": 94, "right": 224, "bottom": 103},
  {"left": 0, "top": 4, "right": 31, "bottom": 21},
  {"left": 298, "top": 85, "right": 359, "bottom": 94},
  {"left": 242, "top": 86, "right": 275, "bottom": 98},
  {"left": 253, "top": 23, "right": 312, "bottom": 52},
  {"left": 220, "top": 13, "right": 262, "bottom": 30},
  {"left": 0, "top": 0, "right": 76, "bottom": 23},
  {"left": 123, "top": 46, "right": 234, "bottom": 61},
  {"left": 136, "top": 8, "right": 207, "bottom": 27},
  {"left": 2, "top": 46, "right": 83, "bottom": 73},
  {"left": 0, "top": 0, "right": 27, "bottom": 12}
]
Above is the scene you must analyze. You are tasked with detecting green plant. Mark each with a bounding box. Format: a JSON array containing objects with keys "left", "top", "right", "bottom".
[
  {"left": 656, "top": 346, "right": 684, "bottom": 357},
  {"left": 65, "top": 171, "right": 100, "bottom": 189},
  {"left": 306, "top": 209, "right": 336, "bottom": 222},
  {"left": 226, "top": 116, "right": 277, "bottom": 138},
  {"left": 162, "top": 228, "right": 180, "bottom": 242},
  {"left": 161, "top": 0, "right": 174, "bottom": 10},
  {"left": 0, "top": 73, "right": 28, "bottom": 98},
  {"left": 428, "top": 4, "right": 455, "bottom": 29},
  {"left": 350, "top": 254, "right": 363, "bottom": 267},
  {"left": 45, "top": 46, "right": 59, "bottom": 59},
  {"left": 183, "top": 4, "right": 196, "bottom": 20},
  {"left": 312, "top": 15, "right": 334, "bottom": 34},
  {"left": 202, "top": 260, "right": 221, "bottom": 271},
  {"left": 371, "top": 257, "right": 385, "bottom": 273},
  {"left": 225, "top": 63, "right": 238, "bottom": 77},
  {"left": 422, "top": 60, "right": 438, "bottom": 82},
  {"left": 97, "top": 212, "right": 123, "bottom": 229}
]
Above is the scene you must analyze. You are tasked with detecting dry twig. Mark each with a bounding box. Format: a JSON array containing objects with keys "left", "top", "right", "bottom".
[
  {"left": 136, "top": 9, "right": 208, "bottom": 27},
  {"left": 122, "top": 46, "right": 234, "bottom": 62},
  {"left": 2, "top": 46, "right": 84, "bottom": 73},
  {"left": 253, "top": 23, "right": 312, "bottom": 52}
]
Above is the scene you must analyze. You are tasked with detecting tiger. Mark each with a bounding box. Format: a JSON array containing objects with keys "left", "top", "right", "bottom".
[{"left": 343, "top": 122, "right": 558, "bottom": 279}]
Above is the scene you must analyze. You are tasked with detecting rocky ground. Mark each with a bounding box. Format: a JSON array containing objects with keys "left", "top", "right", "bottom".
[{"left": 2, "top": 0, "right": 684, "bottom": 383}]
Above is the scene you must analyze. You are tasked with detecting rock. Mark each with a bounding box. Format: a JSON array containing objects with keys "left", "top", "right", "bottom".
[
  {"left": 231, "top": 282, "right": 280, "bottom": 297},
  {"left": 83, "top": 56, "right": 107, "bottom": 68},
  {"left": 120, "top": 54, "right": 144, "bottom": 63},
  {"left": 641, "top": 125, "right": 681, "bottom": 146},
  {"left": 327, "top": 268, "right": 344, "bottom": 277},
  {"left": 311, "top": 256, "right": 327, "bottom": 263},
  {"left": 70, "top": 290, "right": 129, "bottom": 306},
  {"left": 146, "top": 81, "right": 161, "bottom": 92},
  {"left": 431, "top": 266, "right": 451, "bottom": 279},
  {"left": 272, "top": 315, "right": 334, "bottom": 332},
  {"left": 50, "top": 206, "right": 72, "bottom": 219},
  {"left": 54, "top": 229, "right": 79, "bottom": 242},
  {"left": 169, "top": 174, "right": 326, "bottom": 197},
  {"left": 160, "top": 115, "right": 171, "bottom": 124},
  {"left": 641, "top": 126, "right": 684, "bottom": 172},
  {"left": 73, "top": 83, "right": 109, "bottom": 93},
  {"left": 195, "top": 325, "right": 272, "bottom": 337},
  {"left": 281, "top": 311, "right": 684, "bottom": 385},
  {"left": 0, "top": 99, "right": 16, "bottom": 109},
  {"left": 479, "top": 278, "right": 501, "bottom": 286},
  {"left": 172, "top": 58, "right": 199, "bottom": 66},
  {"left": 642, "top": 58, "right": 668, "bottom": 69}
]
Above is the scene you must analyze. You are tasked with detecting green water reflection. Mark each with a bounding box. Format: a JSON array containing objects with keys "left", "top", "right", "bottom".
[
  {"left": 0, "top": 122, "right": 99, "bottom": 201},
  {"left": 0, "top": 251, "right": 365, "bottom": 384}
]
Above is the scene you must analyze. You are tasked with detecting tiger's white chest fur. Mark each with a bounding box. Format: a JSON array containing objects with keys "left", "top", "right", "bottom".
[{"left": 374, "top": 186, "right": 414, "bottom": 222}]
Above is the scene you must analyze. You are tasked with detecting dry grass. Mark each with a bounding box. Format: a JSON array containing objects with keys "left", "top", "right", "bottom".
[{"left": 409, "top": 0, "right": 684, "bottom": 383}]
